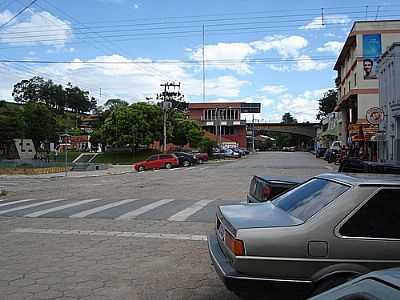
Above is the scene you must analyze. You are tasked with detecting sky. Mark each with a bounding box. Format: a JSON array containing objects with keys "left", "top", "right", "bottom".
[{"left": 0, "top": 0, "right": 396, "bottom": 122}]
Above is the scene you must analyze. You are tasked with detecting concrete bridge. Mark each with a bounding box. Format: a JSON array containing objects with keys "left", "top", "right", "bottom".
[{"left": 249, "top": 123, "right": 318, "bottom": 138}]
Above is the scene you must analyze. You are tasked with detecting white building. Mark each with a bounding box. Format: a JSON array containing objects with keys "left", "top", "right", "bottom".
[{"left": 378, "top": 42, "right": 400, "bottom": 162}]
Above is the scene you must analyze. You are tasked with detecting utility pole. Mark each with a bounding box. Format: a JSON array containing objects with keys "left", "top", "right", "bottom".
[
  {"left": 159, "top": 82, "right": 181, "bottom": 153},
  {"left": 202, "top": 24, "right": 206, "bottom": 103},
  {"left": 252, "top": 114, "right": 255, "bottom": 153}
]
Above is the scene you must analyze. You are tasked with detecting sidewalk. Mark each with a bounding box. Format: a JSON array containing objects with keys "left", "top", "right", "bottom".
[{"left": 0, "top": 165, "right": 134, "bottom": 179}]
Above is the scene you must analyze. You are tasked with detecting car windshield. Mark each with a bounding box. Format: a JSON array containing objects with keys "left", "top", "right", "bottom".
[{"left": 272, "top": 178, "right": 349, "bottom": 221}]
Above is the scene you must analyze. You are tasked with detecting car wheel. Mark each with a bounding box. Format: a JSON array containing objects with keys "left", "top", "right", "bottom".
[
  {"left": 311, "top": 274, "right": 354, "bottom": 296},
  {"left": 182, "top": 160, "right": 190, "bottom": 167},
  {"left": 138, "top": 166, "right": 145, "bottom": 172},
  {"left": 198, "top": 159, "right": 203, "bottom": 164},
  {"left": 165, "top": 163, "right": 172, "bottom": 169}
]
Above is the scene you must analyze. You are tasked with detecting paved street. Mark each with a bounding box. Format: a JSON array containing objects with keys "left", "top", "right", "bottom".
[{"left": 0, "top": 152, "right": 334, "bottom": 300}]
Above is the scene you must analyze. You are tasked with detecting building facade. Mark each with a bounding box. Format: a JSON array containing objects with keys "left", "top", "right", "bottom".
[
  {"left": 334, "top": 20, "right": 400, "bottom": 160},
  {"left": 378, "top": 42, "right": 400, "bottom": 162},
  {"left": 188, "top": 102, "right": 260, "bottom": 148}
]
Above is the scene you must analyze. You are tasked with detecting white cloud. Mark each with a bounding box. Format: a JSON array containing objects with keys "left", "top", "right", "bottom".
[
  {"left": 317, "top": 41, "right": 344, "bottom": 55},
  {"left": 294, "top": 55, "right": 332, "bottom": 71},
  {"left": 301, "top": 15, "right": 351, "bottom": 30},
  {"left": 0, "top": 54, "right": 248, "bottom": 103},
  {"left": 190, "top": 42, "right": 256, "bottom": 74},
  {"left": 0, "top": 10, "right": 13, "bottom": 24},
  {"left": 259, "top": 85, "right": 288, "bottom": 95},
  {"left": 134, "top": 3, "right": 140, "bottom": 9},
  {"left": 0, "top": 11, "right": 72, "bottom": 48},
  {"left": 251, "top": 35, "right": 308, "bottom": 58}
]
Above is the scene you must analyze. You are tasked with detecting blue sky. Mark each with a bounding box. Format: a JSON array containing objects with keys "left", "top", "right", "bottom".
[{"left": 0, "top": 0, "right": 395, "bottom": 122}]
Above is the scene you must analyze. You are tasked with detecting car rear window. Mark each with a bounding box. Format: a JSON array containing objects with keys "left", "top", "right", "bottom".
[
  {"left": 160, "top": 154, "right": 173, "bottom": 159},
  {"left": 272, "top": 178, "right": 349, "bottom": 221}
]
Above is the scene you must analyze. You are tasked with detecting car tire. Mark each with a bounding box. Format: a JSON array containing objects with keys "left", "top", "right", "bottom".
[
  {"left": 165, "top": 163, "right": 172, "bottom": 169},
  {"left": 138, "top": 166, "right": 145, "bottom": 172},
  {"left": 182, "top": 160, "right": 190, "bottom": 167},
  {"left": 198, "top": 159, "right": 203, "bottom": 164},
  {"left": 311, "top": 274, "right": 354, "bottom": 296}
]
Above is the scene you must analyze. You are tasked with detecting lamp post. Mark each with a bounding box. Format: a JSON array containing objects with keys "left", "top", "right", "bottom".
[{"left": 60, "top": 133, "right": 71, "bottom": 177}]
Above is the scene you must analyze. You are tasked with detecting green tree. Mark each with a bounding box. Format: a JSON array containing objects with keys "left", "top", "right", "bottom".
[
  {"left": 317, "top": 89, "right": 337, "bottom": 120},
  {"left": 65, "top": 83, "right": 91, "bottom": 113},
  {"left": 101, "top": 102, "right": 163, "bottom": 151},
  {"left": 104, "top": 98, "right": 129, "bottom": 111},
  {"left": 22, "top": 102, "right": 58, "bottom": 148},
  {"left": 198, "top": 137, "right": 217, "bottom": 155},
  {"left": 281, "top": 112, "right": 297, "bottom": 124},
  {"left": 0, "top": 101, "right": 23, "bottom": 157},
  {"left": 12, "top": 76, "right": 46, "bottom": 104},
  {"left": 170, "top": 112, "right": 203, "bottom": 147}
]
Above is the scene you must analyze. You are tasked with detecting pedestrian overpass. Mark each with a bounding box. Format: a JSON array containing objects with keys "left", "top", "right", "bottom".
[{"left": 249, "top": 123, "right": 318, "bottom": 138}]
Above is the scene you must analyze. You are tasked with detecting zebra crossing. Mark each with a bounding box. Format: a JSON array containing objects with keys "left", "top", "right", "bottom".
[{"left": 0, "top": 197, "right": 237, "bottom": 223}]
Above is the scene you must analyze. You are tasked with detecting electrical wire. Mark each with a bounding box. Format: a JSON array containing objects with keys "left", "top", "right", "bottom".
[{"left": 0, "top": 0, "right": 38, "bottom": 31}]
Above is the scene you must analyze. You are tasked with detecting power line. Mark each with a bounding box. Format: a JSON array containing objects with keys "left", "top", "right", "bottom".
[{"left": 0, "top": 0, "right": 38, "bottom": 31}]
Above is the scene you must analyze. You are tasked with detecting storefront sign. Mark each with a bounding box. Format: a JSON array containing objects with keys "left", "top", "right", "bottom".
[{"left": 366, "top": 107, "right": 384, "bottom": 125}]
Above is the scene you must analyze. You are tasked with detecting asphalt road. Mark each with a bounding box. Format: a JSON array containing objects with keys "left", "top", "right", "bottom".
[{"left": 0, "top": 152, "right": 334, "bottom": 300}]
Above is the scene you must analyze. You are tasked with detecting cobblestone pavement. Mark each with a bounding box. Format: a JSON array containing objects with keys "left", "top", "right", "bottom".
[{"left": 0, "top": 152, "right": 334, "bottom": 300}]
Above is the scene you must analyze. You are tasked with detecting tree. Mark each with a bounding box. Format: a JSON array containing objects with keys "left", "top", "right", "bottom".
[
  {"left": 281, "top": 112, "right": 297, "bottom": 124},
  {"left": 0, "top": 101, "right": 23, "bottom": 157},
  {"left": 170, "top": 112, "right": 203, "bottom": 147},
  {"left": 65, "top": 83, "right": 91, "bottom": 113},
  {"left": 104, "top": 98, "right": 129, "bottom": 110},
  {"left": 12, "top": 76, "right": 46, "bottom": 104},
  {"left": 101, "top": 102, "right": 163, "bottom": 151},
  {"left": 198, "top": 137, "right": 217, "bottom": 155},
  {"left": 317, "top": 89, "right": 337, "bottom": 120},
  {"left": 21, "top": 102, "right": 58, "bottom": 148}
]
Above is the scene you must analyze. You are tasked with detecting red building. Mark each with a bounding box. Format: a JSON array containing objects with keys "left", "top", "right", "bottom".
[{"left": 188, "top": 102, "right": 261, "bottom": 148}]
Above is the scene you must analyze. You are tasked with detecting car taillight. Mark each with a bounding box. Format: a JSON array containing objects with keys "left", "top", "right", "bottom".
[
  {"left": 262, "top": 185, "right": 272, "bottom": 200},
  {"left": 225, "top": 230, "right": 245, "bottom": 256}
]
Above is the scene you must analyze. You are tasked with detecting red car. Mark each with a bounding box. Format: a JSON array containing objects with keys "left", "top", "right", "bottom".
[
  {"left": 134, "top": 154, "right": 179, "bottom": 171},
  {"left": 193, "top": 152, "right": 209, "bottom": 164}
]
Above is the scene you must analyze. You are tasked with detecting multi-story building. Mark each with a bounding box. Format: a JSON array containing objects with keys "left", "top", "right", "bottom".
[
  {"left": 188, "top": 102, "right": 260, "bottom": 148},
  {"left": 334, "top": 20, "right": 400, "bottom": 160},
  {"left": 378, "top": 42, "right": 400, "bottom": 162}
]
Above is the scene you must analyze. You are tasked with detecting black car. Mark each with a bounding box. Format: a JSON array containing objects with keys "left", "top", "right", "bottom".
[
  {"left": 315, "top": 147, "right": 327, "bottom": 158},
  {"left": 172, "top": 152, "right": 198, "bottom": 167}
]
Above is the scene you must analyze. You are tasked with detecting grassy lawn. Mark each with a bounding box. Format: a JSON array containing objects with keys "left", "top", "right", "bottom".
[
  {"left": 51, "top": 150, "right": 82, "bottom": 163},
  {"left": 92, "top": 150, "right": 159, "bottom": 165}
]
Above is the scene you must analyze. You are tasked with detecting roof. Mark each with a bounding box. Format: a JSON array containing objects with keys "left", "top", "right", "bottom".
[
  {"left": 188, "top": 102, "right": 243, "bottom": 109},
  {"left": 317, "top": 173, "right": 400, "bottom": 186},
  {"left": 366, "top": 268, "right": 400, "bottom": 287}
]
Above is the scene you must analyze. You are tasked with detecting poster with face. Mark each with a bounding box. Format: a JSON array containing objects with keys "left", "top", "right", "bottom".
[{"left": 362, "top": 34, "right": 381, "bottom": 80}]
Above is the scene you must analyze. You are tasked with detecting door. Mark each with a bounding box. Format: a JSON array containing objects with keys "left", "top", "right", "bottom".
[
  {"left": 146, "top": 155, "right": 159, "bottom": 169},
  {"left": 334, "top": 188, "right": 400, "bottom": 269}
]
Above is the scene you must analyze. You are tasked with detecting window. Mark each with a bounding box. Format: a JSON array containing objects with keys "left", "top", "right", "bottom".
[
  {"left": 272, "top": 179, "right": 349, "bottom": 221},
  {"left": 354, "top": 72, "right": 357, "bottom": 87},
  {"left": 147, "top": 155, "right": 158, "bottom": 161},
  {"left": 160, "top": 154, "right": 173, "bottom": 159},
  {"left": 340, "top": 189, "right": 400, "bottom": 239}
]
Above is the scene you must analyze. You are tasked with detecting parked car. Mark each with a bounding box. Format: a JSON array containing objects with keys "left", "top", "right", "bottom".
[
  {"left": 208, "top": 173, "right": 400, "bottom": 299},
  {"left": 309, "top": 267, "right": 400, "bottom": 299},
  {"left": 223, "top": 148, "right": 241, "bottom": 158},
  {"left": 232, "top": 148, "right": 247, "bottom": 156},
  {"left": 339, "top": 158, "right": 400, "bottom": 174},
  {"left": 173, "top": 152, "right": 198, "bottom": 167},
  {"left": 247, "top": 175, "right": 302, "bottom": 203},
  {"left": 193, "top": 152, "right": 209, "bottom": 164},
  {"left": 133, "top": 154, "right": 179, "bottom": 171},
  {"left": 211, "top": 149, "right": 225, "bottom": 160}
]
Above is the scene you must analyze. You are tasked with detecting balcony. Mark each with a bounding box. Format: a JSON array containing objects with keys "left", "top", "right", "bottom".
[
  {"left": 198, "top": 119, "right": 247, "bottom": 126},
  {"left": 335, "top": 77, "right": 341, "bottom": 87}
]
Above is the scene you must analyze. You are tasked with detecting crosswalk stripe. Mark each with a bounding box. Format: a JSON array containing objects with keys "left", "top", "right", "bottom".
[
  {"left": 24, "top": 199, "right": 100, "bottom": 218},
  {"left": 0, "top": 199, "right": 65, "bottom": 215},
  {"left": 0, "top": 199, "right": 35, "bottom": 207},
  {"left": 69, "top": 199, "right": 138, "bottom": 218},
  {"left": 167, "top": 200, "right": 214, "bottom": 222},
  {"left": 116, "top": 199, "right": 174, "bottom": 220}
]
